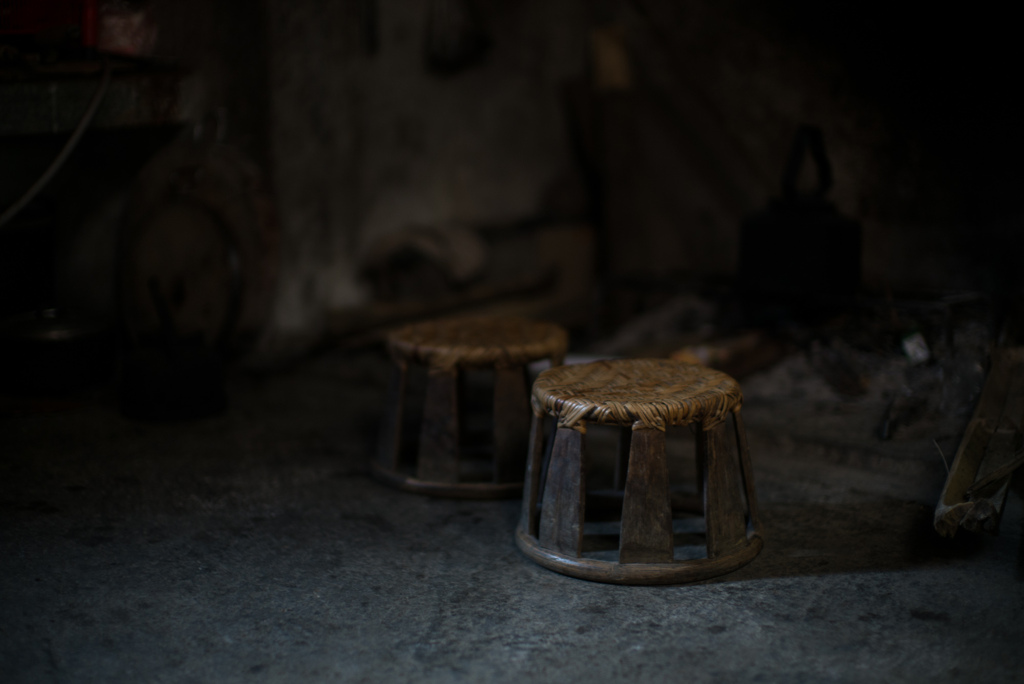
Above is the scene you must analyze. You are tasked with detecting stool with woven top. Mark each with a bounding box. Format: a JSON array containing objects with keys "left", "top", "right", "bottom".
[
  {"left": 517, "top": 358, "right": 762, "bottom": 584},
  {"left": 375, "top": 317, "right": 568, "bottom": 498}
]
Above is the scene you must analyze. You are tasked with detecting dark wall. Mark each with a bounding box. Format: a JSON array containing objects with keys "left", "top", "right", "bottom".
[
  {"left": 258, "top": 0, "right": 588, "bottom": 354},
  {"left": 149, "top": 0, "right": 272, "bottom": 167},
  {"left": 8, "top": 0, "right": 1018, "bottom": 359},
  {"left": 591, "top": 0, "right": 1023, "bottom": 294}
]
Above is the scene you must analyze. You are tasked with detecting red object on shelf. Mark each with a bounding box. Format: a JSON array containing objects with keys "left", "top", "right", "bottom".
[
  {"left": 81, "top": 0, "right": 97, "bottom": 47},
  {"left": 0, "top": 0, "right": 85, "bottom": 36}
]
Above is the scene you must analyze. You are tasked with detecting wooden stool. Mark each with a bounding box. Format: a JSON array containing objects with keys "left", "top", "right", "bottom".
[
  {"left": 517, "top": 358, "right": 762, "bottom": 584},
  {"left": 374, "top": 317, "right": 568, "bottom": 498}
]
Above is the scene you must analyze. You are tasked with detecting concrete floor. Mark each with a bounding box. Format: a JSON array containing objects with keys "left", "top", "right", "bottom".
[{"left": 2, "top": 349, "right": 1022, "bottom": 683}]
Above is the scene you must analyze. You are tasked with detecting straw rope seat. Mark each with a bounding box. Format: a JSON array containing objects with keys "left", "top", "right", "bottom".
[
  {"left": 375, "top": 317, "right": 568, "bottom": 498},
  {"left": 516, "top": 358, "right": 762, "bottom": 584}
]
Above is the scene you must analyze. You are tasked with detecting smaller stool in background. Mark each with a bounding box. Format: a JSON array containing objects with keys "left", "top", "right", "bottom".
[
  {"left": 375, "top": 317, "right": 567, "bottom": 498},
  {"left": 517, "top": 358, "right": 762, "bottom": 584}
]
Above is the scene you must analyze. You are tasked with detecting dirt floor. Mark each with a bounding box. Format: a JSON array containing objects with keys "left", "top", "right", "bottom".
[{"left": 2, "top": 342, "right": 1022, "bottom": 683}]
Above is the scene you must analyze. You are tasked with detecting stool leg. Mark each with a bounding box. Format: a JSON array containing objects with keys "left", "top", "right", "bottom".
[
  {"left": 493, "top": 365, "right": 529, "bottom": 484},
  {"left": 692, "top": 423, "right": 704, "bottom": 496},
  {"left": 538, "top": 426, "right": 586, "bottom": 557},
  {"left": 700, "top": 420, "right": 747, "bottom": 558},
  {"left": 619, "top": 426, "right": 674, "bottom": 564},
  {"left": 417, "top": 367, "right": 460, "bottom": 483},
  {"left": 614, "top": 427, "right": 632, "bottom": 491},
  {"left": 732, "top": 410, "right": 762, "bottom": 535},
  {"left": 377, "top": 361, "right": 407, "bottom": 471},
  {"left": 519, "top": 410, "right": 546, "bottom": 537}
]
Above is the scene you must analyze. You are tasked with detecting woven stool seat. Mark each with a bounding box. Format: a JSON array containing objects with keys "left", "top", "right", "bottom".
[
  {"left": 375, "top": 317, "right": 567, "bottom": 498},
  {"left": 390, "top": 317, "right": 567, "bottom": 371},
  {"left": 517, "top": 359, "right": 762, "bottom": 584},
  {"left": 532, "top": 358, "right": 742, "bottom": 430}
]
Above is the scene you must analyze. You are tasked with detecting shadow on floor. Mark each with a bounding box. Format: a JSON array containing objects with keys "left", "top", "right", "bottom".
[{"left": 711, "top": 499, "right": 1008, "bottom": 584}]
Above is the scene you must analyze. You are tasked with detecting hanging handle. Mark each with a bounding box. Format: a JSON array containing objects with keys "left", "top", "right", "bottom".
[{"left": 781, "top": 125, "right": 833, "bottom": 200}]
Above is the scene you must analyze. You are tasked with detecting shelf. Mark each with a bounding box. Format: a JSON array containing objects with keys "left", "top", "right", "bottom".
[{"left": 0, "top": 63, "right": 197, "bottom": 136}]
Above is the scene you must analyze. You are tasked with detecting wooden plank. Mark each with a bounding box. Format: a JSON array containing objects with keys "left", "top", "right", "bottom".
[
  {"left": 702, "top": 420, "right": 747, "bottom": 558},
  {"left": 520, "top": 412, "right": 547, "bottom": 536},
  {"left": 376, "top": 362, "right": 407, "bottom": 470},
  {"left": 975, "top": 425, "right": 1022, "bottom": 484},
  {"left": 965, "top": 450, "right": 1024, "bottom": 498},
  {"left": 974, "top": 350, "right": 1018, "bottom": 420},
  {"left": 934, "top": 418, "right": 992, "bottom": 536},
  {"left": 417, "top": 368, "right": 460, "bottom": 483},
  {"left": 613, "top": 426, "right": 632, "bottom": 490},
  {"left": 619, "top": 427, "right": 674, "bottom": 564},
  {"left": 935, "top": 348, "right": 1024, "bottom": 536},
  {"left": 538, "top": 427, "right": 586, "bottom": 557},
  {"left": 492, "top": 365, "right": 530, "bottom": 484},
  {"left": 731, "top": 410, "right": 762, "bottom": 535},
  {"left": 961, "top": 426, "right": 1017, "bottom": 533},
  {"left": 960, "top": 354, "right": 1024, "bottom": 532}
]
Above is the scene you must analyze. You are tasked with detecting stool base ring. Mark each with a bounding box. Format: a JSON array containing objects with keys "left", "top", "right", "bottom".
[
  {"left": 515, "top": 526, "right": 762, "bottom": 585},
  {"left": 371, "top": 462, "right": 523, "bottom": 500}
]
